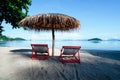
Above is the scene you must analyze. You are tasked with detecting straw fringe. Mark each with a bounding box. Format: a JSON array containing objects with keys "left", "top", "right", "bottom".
[{"left": 19, "top": 13, "right": 80, "bottom": 31}]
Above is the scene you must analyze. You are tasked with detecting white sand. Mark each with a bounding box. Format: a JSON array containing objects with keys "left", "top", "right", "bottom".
[{"left": 0, "top": 47, "right": 120, "bottom": 80}]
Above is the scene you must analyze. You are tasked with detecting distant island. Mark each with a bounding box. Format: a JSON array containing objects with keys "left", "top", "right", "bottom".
[
  {"left": 12, "top": 38, "right": 26, "bottom": 41},
  {"left": 88, "top": 38, "right": 102, "bottom": 41},
  {"left": 0, "top": 35, "right": 26, "bottom": 41},
  {"left": 88, "top": 38, "right": 102, "bottom": 43},
  {"left": 88, "top": 38, "right": 120, "bottom": 41}
]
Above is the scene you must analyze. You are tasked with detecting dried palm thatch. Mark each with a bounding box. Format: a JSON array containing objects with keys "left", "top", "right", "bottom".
[
  {"left": 19, "top": 13, "right": 80, "bottom": 31},
  {"left": 18, "top": 13, "right": 80, "bottom": 56}
]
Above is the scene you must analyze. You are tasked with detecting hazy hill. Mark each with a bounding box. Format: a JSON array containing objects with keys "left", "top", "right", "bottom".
[
  {"left": 88, "top": 38, "right": 102, "bottom": 41},
  {"left": 0, "top": 35, "right": 26, "bottom": 41}
]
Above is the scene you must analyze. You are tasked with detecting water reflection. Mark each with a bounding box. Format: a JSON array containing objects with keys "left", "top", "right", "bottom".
[{"left": 89, "top": 40, "right": 101, "bottom": 43}]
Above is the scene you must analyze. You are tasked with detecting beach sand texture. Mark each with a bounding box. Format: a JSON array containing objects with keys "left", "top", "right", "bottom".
[{"left": 0, "top": 47, "right": 120, "bottom": 80}]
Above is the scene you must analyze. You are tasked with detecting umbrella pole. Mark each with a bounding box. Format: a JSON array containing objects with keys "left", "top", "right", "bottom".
[{"left": 52, "top": 26, "right": 55, "bottom": 56}]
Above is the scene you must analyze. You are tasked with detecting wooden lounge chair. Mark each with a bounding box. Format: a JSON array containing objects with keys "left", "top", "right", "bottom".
[
  {"left": 59, "top": 46, "right": 81, "bottom": 63},
  {"left": 31, "top": 44, "right": 49, "bottom": 60}
]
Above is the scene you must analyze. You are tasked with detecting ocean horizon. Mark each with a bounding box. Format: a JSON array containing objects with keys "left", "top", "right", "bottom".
[{"left": 0, "top": 40, "right": 120, "bottom": 51}]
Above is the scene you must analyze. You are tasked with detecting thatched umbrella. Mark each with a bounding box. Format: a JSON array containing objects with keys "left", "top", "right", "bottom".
[{"left": 18, "top": 13, "right": 80, "bottom": 56}]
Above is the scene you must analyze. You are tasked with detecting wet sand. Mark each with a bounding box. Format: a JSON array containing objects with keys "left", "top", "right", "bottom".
[{"left": 0, "top": 47, "right": 120, "bottom": 80}]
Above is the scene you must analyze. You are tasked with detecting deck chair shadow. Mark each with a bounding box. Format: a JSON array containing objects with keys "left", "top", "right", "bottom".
[
  {"left": 31, "top": 44, "right": 49, "bottom": 60},
  {"left": 59, "top": 46, "right": 81, "bottom": 63}
]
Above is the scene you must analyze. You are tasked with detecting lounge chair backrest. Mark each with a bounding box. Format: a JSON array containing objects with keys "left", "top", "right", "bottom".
[
  {"left": 33, "top": 46, "right": 48, "bottom": 53},
  {"left": 31, "top": 44, "right": 48, "bottom": 53},
  {"left": 62, "top": 46, "right": 81, "bottom": 55}
]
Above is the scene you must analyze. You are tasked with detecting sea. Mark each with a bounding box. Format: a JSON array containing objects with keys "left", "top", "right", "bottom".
[{"left": 0, "top": 40, "right": 120, "bottom": 51}]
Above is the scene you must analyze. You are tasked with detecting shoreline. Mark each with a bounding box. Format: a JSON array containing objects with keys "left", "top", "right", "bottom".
[
  {"left": 0, "top": 46, "right": 120, "bottom": 80},
  {"left": 1, "top": 46, "right": 120, "bottom": 51}
]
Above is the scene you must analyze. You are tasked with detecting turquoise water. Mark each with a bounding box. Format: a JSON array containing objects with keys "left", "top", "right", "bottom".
[{"left": 0, "top": 40, "right": 120, "bottom": 50}]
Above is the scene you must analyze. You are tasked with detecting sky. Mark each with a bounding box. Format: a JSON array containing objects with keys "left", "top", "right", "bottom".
[{"left": 2, "top": 0, "right": 120, "bottom": 40}]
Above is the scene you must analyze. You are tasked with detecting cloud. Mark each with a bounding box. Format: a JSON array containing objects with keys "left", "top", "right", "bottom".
[
  {"left": 29, "top": 33, "right": 51, "bottom": 40},
  {"left": 56, "top": 32, "right": 82, "bottom": 40},
  {"left": 26, "top": 32, "right": 82, "bottom": 40}
]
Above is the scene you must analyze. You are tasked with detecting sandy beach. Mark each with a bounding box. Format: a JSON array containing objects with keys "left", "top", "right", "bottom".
[{"left": 0, "top": 47, "right": 120, "bottom": 80}]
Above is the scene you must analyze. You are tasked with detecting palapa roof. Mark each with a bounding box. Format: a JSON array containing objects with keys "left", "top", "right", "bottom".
[{"left": 18, "top": 13, "right": 80, "bottom": 31}]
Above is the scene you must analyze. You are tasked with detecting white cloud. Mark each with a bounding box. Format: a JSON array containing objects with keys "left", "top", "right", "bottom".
[
  {"left": 25, "top": 32, "right": 82, "bottom": 40},
  {"left": 55, "top": 32, "right": 83, "bottom": 40}
]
